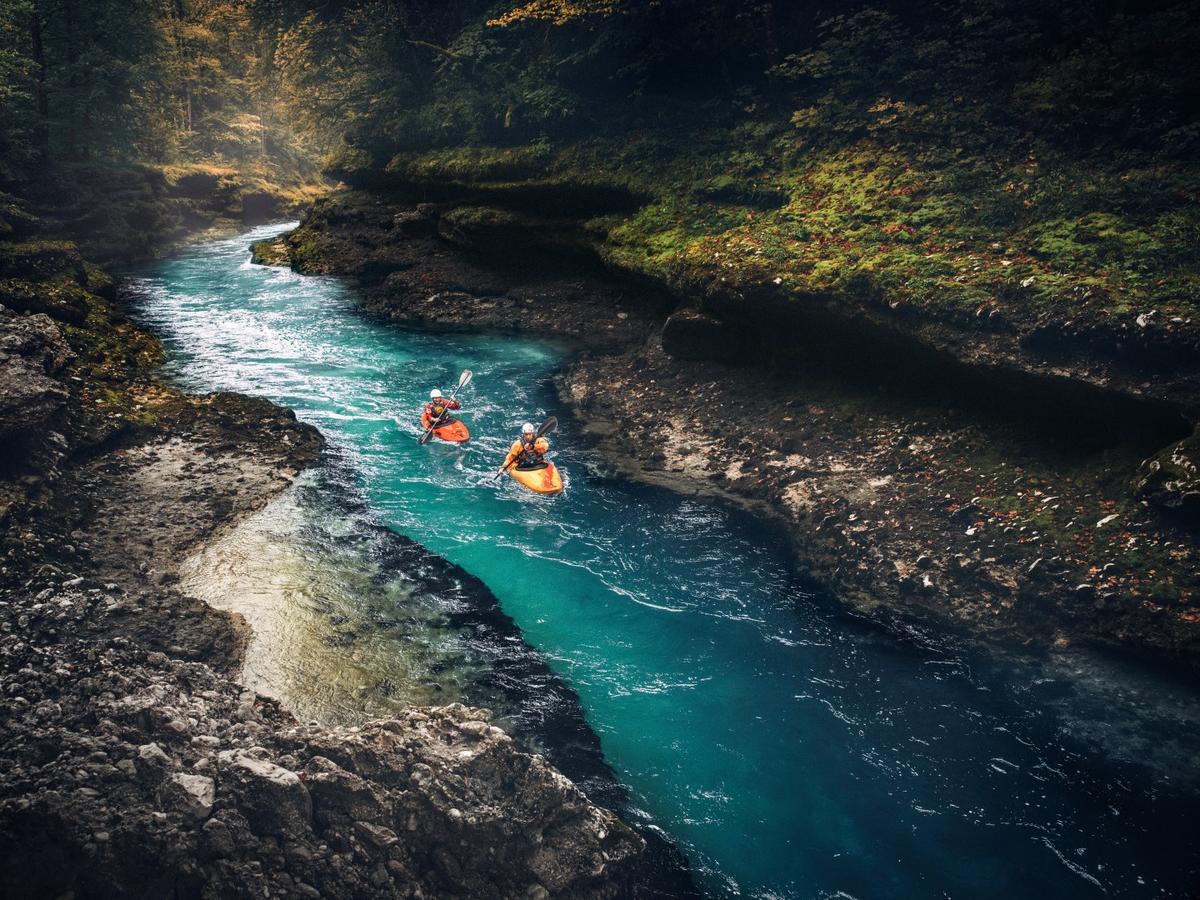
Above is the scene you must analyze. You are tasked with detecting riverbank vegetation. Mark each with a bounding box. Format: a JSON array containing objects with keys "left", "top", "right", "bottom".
[
  {"left": 4, "top": 2, "right": 1197, "bottom": 326},
  {"left": 251, "top": 1, "right": 1200, "bottom": 337}
]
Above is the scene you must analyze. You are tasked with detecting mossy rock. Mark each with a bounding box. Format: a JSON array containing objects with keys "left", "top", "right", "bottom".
[
  {"left": 437, "top": 205, "right": 524, "bottom": 247},
  {"left": 695, "top": 176, "right": 789, "bottom": 209},
  {"left": 250, "top": 236, "right": 291, "bottom": 267},
  {"left": 0, "top": 241, "right": 87, "bottom": 283},
  {"left": 0, "top": 277, "right": 92, "bottom": 325},
  {"left": 1137, "top": 426, "right": 1200, "bottom": 521},
  {"left": 83, "top": 262, "right": 116, "bottom": 301},
  {"left": 0, "top": 192, "right": 41, "bottom": 240},
  {"left": 323, "top": 144, "right": 376, "bottom": 183},
  {"left": 386, "top": 144, "right": 553, "bottom": 183},
  {"left": 165, "top": 168, "right": 227, "bottom": 199}
]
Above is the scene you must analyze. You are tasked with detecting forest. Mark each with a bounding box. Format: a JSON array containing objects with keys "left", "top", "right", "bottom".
[
  {"left": 2, "top": 2, "right": 1200, "bottom": 899},
  {"left": 3, "top": 0, "right": 1198, "bottom": 322},
  {"left": 3, "top": 1, "right": 1197, "bottom": 166}
]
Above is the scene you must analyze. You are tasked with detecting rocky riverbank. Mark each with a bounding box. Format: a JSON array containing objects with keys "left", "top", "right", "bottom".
[
  {"left": 0, "top": 197, "right": 655, "bottom": 896},
  {"left": 269, "top": 193, "right": 668, "bottom": 353},
  {"left": 267, "top": 190, "right": 1200, "bottom": 669}
]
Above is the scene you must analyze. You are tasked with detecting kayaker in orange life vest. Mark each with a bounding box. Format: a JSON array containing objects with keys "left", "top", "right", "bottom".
[
  {"left": 424, "top": 388, "right": 461, "bottom": 424},
  {"left": 500, "top": 422, "right": 549, "bottom": 473}
]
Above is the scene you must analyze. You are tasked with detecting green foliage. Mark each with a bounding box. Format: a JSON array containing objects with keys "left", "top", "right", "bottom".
[
  {"left": 1, "top": 0, "right": 1197, "bottom": 335},
  {"left": 0, "top": 0, "right": 317, "bottom": 177},
  {"left": 385, "top": 143, "right": 553, "bottom": 182}
]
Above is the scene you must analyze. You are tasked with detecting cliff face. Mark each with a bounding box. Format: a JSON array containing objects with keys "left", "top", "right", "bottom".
[
  {"left": 326, "top": 142, "right": 1200, "bottom": 427},
  {"left": 271, "top": 188, "right": 1200, "bottom": 668},
  {"left": 0, "top": 649, "right": 640, "bottom": 899},
  {"left": 0, "top": 194, "right": 650, "bottom": 897}
]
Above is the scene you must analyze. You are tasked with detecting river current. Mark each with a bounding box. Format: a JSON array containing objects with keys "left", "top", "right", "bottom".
[{"left": 125, "top": 224, "right": 1200, "bottom": 899}]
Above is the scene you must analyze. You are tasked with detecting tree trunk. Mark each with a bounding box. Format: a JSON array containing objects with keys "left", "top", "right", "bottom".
[
  {"left": 171, "top": 0, "right": 191, "bottom": 137},
  {"left": 63, "top": 0, "right": 80, "bottom": 158},
  {"left": 29, "top": 4, "right": 48, "bottom": 160}
]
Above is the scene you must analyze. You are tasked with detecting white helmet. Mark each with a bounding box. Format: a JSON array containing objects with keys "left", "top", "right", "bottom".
[
  {"left": 430, "top": 389, "right": 443, "bottom": 399},
  {"left": 521, "top": 422, "right": 535, "bottom": 435}
]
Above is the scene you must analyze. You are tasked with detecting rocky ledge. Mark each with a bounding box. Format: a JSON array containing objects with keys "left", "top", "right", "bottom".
[
  {"left": 261, "top": 193, "right": 668, "bottom": 353},
  {"left": 0, "top": 638, "right": 638, "bottom": 899},
  {"left": 0, "top": 199, "right": 648, "bottom": 896},
  {"left": 561, "top": 338, "right": 1200, "bottom": 663},
  {"left": 8, "top": 163, "right": 324, "bottom": 266},
  {"left": 270, "top": 191, "right": 1200, "bottom": 668}
]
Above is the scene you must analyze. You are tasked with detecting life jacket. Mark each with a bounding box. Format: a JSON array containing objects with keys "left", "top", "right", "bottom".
[
  {"left": 426, "top": 399, "right": 458, "bottom": 421},
  {"left": 516, "top": 437, "right": 544, "bottom": 467}
]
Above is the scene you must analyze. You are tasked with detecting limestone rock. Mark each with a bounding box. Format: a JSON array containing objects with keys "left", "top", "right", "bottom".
[
  {"left": 218, "top": 751, "right": 312, "bottom": 838},
  {"left": 0, "top": 307, "right": 72, "bottom": 454},
  {"left": 1137, "top": 427, "right": 1200, "bottom": 521},
  {"left": 161, "top": 772, "right": 215, "bottom": 822}
]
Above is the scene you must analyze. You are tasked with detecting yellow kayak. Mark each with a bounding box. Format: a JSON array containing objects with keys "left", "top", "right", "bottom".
[{"left": 509, "top": 461, "right": 564, "bottom": 495}]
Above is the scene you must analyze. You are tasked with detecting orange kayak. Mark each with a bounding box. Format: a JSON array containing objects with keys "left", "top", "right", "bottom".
[
  {"left": 509, "top": 461, "right": 564, "bottom": 495},
  {"left": 421, "top": 411, "right": 470, "bottom": 443}
]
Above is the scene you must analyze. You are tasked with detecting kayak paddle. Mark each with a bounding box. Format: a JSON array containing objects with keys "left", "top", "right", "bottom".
[
  {"left": 492, "top": 416, "right": 557, "bottom": 481},
  {"left": 419, "top": 369, "right": 472, "bottom": 444}
]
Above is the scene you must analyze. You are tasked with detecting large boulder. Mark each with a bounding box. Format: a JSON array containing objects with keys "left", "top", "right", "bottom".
[
  {"left": 1137, "top": 426, "right": 1200, "bottom": 521},
  {"left": 0, "top": 307, "right": 72, "bottom": 469},
  {"left": 304, "top": 755, "right": 386, "bottom": 828},
  {"left": 218, "top": 751, "right": 312, "bottom": 838},
  {"left": 160, "top": 773, "right": 216, "bottom": 822}
]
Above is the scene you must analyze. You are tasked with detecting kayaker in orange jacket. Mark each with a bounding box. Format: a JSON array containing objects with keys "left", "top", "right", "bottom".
[
  {"left": 425, "top": 389, "right": 461, "bottom": 423},
  {"left": 501, "top": 422, "right": 549, "bottom": 472}
]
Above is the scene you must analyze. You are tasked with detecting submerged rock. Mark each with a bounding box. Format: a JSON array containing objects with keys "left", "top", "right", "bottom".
[{"left": 250, "top": 235, "right": 291, "bottom": 267}]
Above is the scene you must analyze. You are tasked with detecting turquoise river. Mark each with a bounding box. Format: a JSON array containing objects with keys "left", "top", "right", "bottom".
[{"left": 126, "top": 224, "right": 1200, "bottom": 899}]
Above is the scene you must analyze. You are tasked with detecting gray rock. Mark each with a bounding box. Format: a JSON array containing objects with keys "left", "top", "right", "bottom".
[
  {"left": 219, "top": 751, "right": 312, "bottom": 838},
  {"left": 161, "top": 772, "right": 215, "bottom": 822},
  {"left": 1136, "top": 426, "right": 1200, "bottom": 522},
  {"left": 201, "top": 817, "right": 236, "bottom": 858},
  {"left": 135, "top": 742, "right": 172, "bottom": 779},
  {"left": 0, "top": 308, "right": 72, "bottom": 450},
  {"left": 305, "top": 756, "right": 384, "bottom": 826}
]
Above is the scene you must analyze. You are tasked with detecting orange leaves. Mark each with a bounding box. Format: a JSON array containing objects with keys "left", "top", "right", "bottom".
[{"left": 486, "top": 0, "right": 621, "bottom": 27}]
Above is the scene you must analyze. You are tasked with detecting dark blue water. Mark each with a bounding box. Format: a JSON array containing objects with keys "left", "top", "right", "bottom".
[{"left": 127, "top": 224, "right": 1200, "bottom": 899}]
